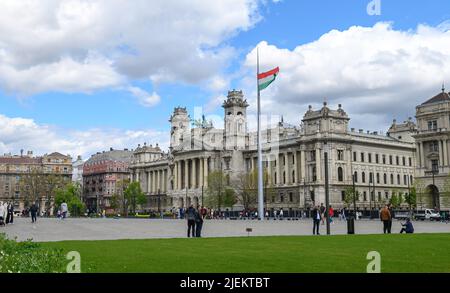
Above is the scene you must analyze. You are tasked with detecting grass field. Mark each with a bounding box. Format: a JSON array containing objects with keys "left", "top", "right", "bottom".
[{"left": 42, "top": 234, "right": 450, "bottom": 273}]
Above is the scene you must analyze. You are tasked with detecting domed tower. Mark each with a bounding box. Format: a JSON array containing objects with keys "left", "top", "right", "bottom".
[
  {"left": 223, "top": 90, "right": 249, "bottom": 150},
  {"left": 169, "top": 107, "right": 190, "bottom": 149}
]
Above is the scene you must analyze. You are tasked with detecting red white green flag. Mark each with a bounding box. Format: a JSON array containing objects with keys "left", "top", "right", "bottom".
[{"left": 258, "top": 67, "right": 279, "bottom": 91}]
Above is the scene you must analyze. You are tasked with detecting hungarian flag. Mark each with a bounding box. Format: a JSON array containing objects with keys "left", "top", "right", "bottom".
[{"left": 258, "top": 67, "right": 279, "bottom": 91}]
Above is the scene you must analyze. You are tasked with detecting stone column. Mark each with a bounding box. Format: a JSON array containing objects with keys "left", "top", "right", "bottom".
[
  {"left": 300, "top": 150, "right": 306, "bottom": 182},
  {"left": 443, "top": 139, "right": 448, "bottom": 166},
  {"left": 192, "top": 158, "right": 197, "bottom": 189},
  {"left": 199, "top": 158, "right": 204, "bottom": 187},
  {"left": 174, "top": 163, "right": 178, "bottom": 190},
  {"left": 267, "top": 159, "right": 272, "bottom": 185},
  {"left": 184, "top": 159, "right": 189, "bottom": 189},
  {"left": 284, "top": 152, "right": 289, "bottom": 185},
  {"left": 204, "top": 157, "right": 209, "bottom": 188},
  {"left": 316, "top": 148, "right": 321, "bottom": 181},
  {"left": 178, "top": 161, "right": 182, "bottom": 190},
  {"left": 293, "top": 152, "right": 298, "bottom": 184},
  {"left": 276, "top": 155, "right": 281, "bottom": 185},
  {"left": 147, "top": 171, "right": 151, "bottom": 193},
  {"left": 419, "top": 142, "right": 425, "bottom": 168},
  {"left": 250, "top": 156, "right": 254, "bottom": 171}
]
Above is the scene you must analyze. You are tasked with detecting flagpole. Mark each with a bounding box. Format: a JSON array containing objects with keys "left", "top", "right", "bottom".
[{"left": 257, "top": 47, "right": 264, "bottom": 221}]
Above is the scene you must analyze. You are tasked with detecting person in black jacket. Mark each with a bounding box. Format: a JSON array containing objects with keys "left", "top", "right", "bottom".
[
  {"left": 186, "top": 205, "right": 196, "bottom": 238},
  {"left": 312, "top": 205, "right": 321, "bottom": 235},
  {"left": 30, "top": 203, "right": 38, "bottom": 223},
  {"left": 195, "top": 209, "right": 204, "bottom": 237}
]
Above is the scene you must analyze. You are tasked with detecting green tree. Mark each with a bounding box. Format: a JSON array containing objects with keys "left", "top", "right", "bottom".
[
  {"left": 19, "top": 167, "right": 46, "bottom": 207},
  {"left": 389, "top": 190, "right": 402, "bottom": 208},
  {"left": 205, "top": 171, "right": 236, "bottom": 211},
  {"left": 111, "top": 179, "right": 130, "bottom": 216},
  {"left": 344, "top": 186, "right": 360, "bottom": 208},
  {"left": 54, "top": 183, "right": 85, "bottom": 217},
  {"left": 124, "top": 181, "right": 147, "bottom": 215},
  {"left": 234, "top": 168, "right": 274, "bottom": 211}
]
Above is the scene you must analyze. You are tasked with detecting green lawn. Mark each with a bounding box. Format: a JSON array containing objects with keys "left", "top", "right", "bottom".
[{"left": 42, "top": 234, "right": 450, "bottom": 273}]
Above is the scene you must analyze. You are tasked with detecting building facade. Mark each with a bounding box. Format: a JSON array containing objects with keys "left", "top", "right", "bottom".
[
  {"left": 0, "top": 151, "right": 72, "bottom": 211},
  {"left": 414, "top": 88, "right": 450, "bottom": 210},
  {"left": 131, "top": 90, "right": 419, "bottom": 214},
  {"left": 82, "top": 148, "right": 133, "bottom": 212},
  {"left": 72, "top": 155, "right": 84, "bottom": 186}
]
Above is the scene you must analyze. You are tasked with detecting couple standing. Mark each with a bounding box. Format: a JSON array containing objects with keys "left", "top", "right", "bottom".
[{"left": 186, "top": 205, "right": 204, "bottom": 238}]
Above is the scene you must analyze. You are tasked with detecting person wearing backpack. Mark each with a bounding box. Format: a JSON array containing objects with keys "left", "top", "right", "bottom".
[{"left": 186, "top": 205, "right": 196, "bottom": 238}]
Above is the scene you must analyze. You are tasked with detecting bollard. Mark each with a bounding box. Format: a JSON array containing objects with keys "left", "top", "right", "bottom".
[{"left": 347, "top": 217, "right": 355, "bottom": 234}]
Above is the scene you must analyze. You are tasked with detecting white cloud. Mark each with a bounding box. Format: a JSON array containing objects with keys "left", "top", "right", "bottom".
[
  {"left": 0, "top": 0, "right": 261, "bottom": 96},
  {"left": 128, "top": 86, "right": 161, "bottom": 108},
  {"left": 0, "top": 114, "right": 169, "bottom": 159},
  {"left": 242, "top": 22, "right": 450, "bottom": 131}
]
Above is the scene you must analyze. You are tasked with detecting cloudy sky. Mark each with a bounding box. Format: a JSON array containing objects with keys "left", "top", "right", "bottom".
[{"left": 1, "top": 0, "right": 450, "bottom": 160}]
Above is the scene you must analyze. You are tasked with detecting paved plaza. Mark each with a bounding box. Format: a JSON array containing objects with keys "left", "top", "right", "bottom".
[{"left": 0, "top": 217, "right": 448, "bottom": 242}]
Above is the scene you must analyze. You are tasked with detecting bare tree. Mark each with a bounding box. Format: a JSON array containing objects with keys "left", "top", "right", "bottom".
[{"left": 233, "top": 168, "right": 274, "bottom": 212}]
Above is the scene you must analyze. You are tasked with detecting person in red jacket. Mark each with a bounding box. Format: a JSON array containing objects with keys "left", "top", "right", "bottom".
[{"left": 328, "top": 205, "right": 334, "bottom": 224}]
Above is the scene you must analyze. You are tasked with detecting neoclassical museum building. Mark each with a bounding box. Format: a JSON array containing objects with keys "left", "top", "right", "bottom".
[{"left": 127, "top": 88, "right": 450, "bottom": 214}]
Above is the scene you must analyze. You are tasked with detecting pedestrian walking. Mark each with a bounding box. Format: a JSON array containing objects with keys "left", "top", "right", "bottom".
[
  {"left": 280, "top": 208, "right": 284, "bottom": 219},
  {"left": 0, "top": 202, "right": 5, "bottom": 227},
  {"left": 387, "top": 204, "right": 394, "bottom": 232},
  {"left": 329, "top": 205, "right": 334, "bottom": 224},
  {"left": 320, "top": 203, "right": 325, "bottom": 225},
  {"left": 312, "top": 205, "right": 321, "bottom": 235},
  {"left": 380, "top": 205, "right": 391, "bottom": 234},
  {"left": 30, "top": 203, "right": 38, "bottom": 224},
  {"left": 195, "top": 209, "right": 204, "bottom": 237},
  {"left": 7, "top": 202, "right": 14, "bottom": 224},
  {"left": 186, "top": 205, "right": 196, "bottom": 238}
]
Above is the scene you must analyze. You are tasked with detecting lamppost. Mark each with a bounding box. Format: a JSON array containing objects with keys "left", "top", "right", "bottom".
[{"left": 323, "top": 141, "right": 331, "bottom": 235}]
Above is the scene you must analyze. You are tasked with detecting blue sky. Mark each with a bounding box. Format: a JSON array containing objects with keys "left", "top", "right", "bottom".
[{"left": 1, "top": 0, "right": 450, "bottom": 158}]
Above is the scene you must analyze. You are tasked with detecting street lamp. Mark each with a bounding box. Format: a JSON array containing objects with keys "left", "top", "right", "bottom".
[
  {"left": 323, "top": 141, "right": 331, "bottom": 235},
  {"left": 157, "top": 188, "right": 161, "bottom": 217}
]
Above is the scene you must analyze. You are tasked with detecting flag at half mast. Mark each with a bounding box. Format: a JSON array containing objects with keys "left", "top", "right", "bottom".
[{"left": 258, "top": 67, "right": 279, "bottom": 91}]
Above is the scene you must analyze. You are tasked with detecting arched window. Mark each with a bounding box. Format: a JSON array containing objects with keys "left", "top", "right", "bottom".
[
  {"left": 404, "top": 175, "right": 407, "bottom": 185},
  {"left": 354, "top": 171, "right": 358, "bottom": 183},
  {"left": 390, "top": 174, "right": 394, "bottom": 185},
  {"left": 410, "top": 175, "right": 413, "bottom": 185},
  {"left": 362, "top": 172, "right": 366, "bottom": 183},
  {"left": 312, "top": 167, "right": 317, "bottom": 182},
  {"left": 283, "top": 172, "right": 286, "bottom": 184},
  {"left": 338, "top": 167, "right": 344, "bottom": 182},
  {"left": 376, "top": 173, "right": 380, "bottom": 184},
  {"left": 292, "top": 171, "right": 295, "bottom": 183},
  {"left": 397, "top": 174, "right": 401, "bottom": 185},
  {"left": 383, "top": 173, "right": 387, "bottom": 184},
  {"left": 274, "top": 172, "right": 277, "bottom": 184}
]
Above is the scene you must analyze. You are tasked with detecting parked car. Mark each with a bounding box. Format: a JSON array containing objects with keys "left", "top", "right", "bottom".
[{"left": 414, "top": 209, "right": 441, "bottom": 221}]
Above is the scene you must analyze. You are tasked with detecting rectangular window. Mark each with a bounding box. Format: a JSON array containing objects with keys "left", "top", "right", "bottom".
[
  {"left": 353, "top": 152, "right": 357, "bottom": 162},
  {"left": 428, "top": 120, "right": 437, "bottom": 131},
  {"left": 409, "top": 157, "right": 412, "bottom": 166},
  {"left": 337, "top": 150, "right": 344, "bottom": 161},
  {"left": 375, "top": 154, "right": 379, "bottom": 164},
  {"left": 363, "top": 191, "right": 367, "bottom": 201},
  {"left": 382, "top": 155, "right": 386, "bottom": 164},
  {"left": 389, "top": 155, "right": 393, "bottom": 165},
  {"left": 431, "top": 159, "right": 439, "bottom": 172},
  {"left": 429, "top": 141, "right": 439, "bottom": 152},
  {"left": 368, "top": 153, "right": 372, "bottom": 163},
  {"left": 402, "top": 157, "right": 406, "bottom": 166},
  {"left": 360, "top": 153, "right": 365, "bottom": 162},
  {"left": 396, "top": 156, "right": 399, "bottom": 165}
]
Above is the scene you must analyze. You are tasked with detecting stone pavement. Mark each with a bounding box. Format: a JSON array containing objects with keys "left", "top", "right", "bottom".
[{"left": 1, "top": 217, "right": 448, "bottom": 242}]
